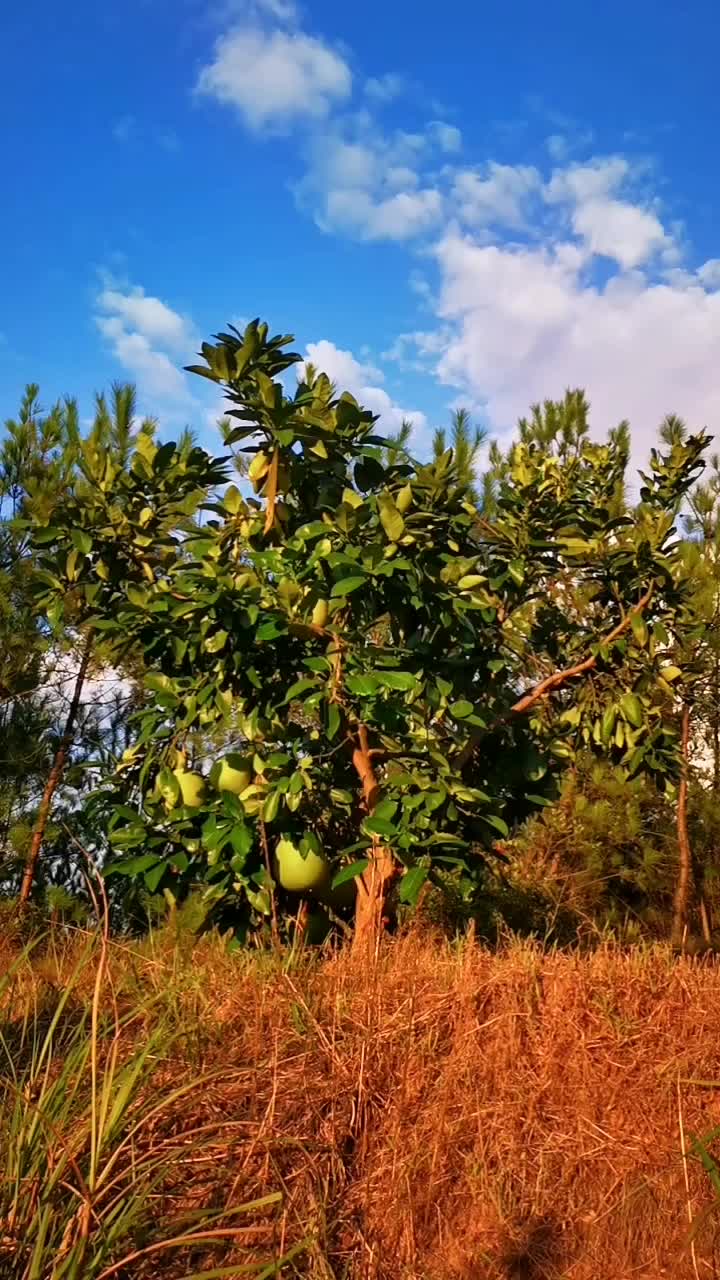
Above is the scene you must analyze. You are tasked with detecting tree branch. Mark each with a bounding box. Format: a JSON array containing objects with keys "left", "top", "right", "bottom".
[
  {"left": 455, "top": 583, "right": 654, "bottom": 769},
  {"left": 510, "top": 584, "right": 654, "bottom": 716}
]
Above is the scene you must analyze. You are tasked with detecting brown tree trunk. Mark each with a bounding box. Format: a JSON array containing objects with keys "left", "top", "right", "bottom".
[
  {"left": 19, "top": 633, "right": 93, "bottom": 904},
  {"left": 671, "top": 704, "right": 693, "bottom": 948},
  {"left": 707, "top": 614, "right": 720, "bottom": 944},
  {"left": 354, "top": 846, "right": 397, "bottom": 954},
  {"left": 351, "top": 725, "right": 397, "bottom": 955}
]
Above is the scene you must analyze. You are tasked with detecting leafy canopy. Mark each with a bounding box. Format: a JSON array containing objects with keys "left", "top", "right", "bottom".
[{"left": 28, "top": 320, "right": 709, "bottom": 932}]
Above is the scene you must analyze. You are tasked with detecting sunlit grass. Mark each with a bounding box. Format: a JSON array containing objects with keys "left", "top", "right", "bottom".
[{"left": 0, "top": 933, "right": 308, "bottom": 1279}]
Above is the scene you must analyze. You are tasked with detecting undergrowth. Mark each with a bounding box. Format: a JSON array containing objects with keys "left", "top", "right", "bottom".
[{"left": 2, "top": 922, "right": 720, "bottom": 1278}]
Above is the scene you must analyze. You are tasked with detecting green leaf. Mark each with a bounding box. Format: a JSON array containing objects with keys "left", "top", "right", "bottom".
[
  {"left": 204, "top": 629, "right": 228, "bottom": 653},
  {"left": 376, "top": 671, "right": 417, "bottom": 692},
  {"left": 32, "top": 526, "right": 61, "bottom": 544},
  {"left": 126, "top": 585, "right": 148, "bottom": 608},
  {"left": 378, "top": 492, "right": 405, "bottom": 542},
  {"left": 327, "top": 702, "right": 341, "bottom": 740},
  {"left": 330, "top": 787, "right": 353, "bottom": 806},
  {"left": 257, "top": 619, "right": 287, "bottom": 641},
  {"left": 331, "top": 575, "right": 367, "bottom": 597},
  {"left": 362, "top": 816, "right": 397, "bottom": 838},
  {"left": 223, "top": 484, "right": 243, "bottom": 514},
  {"left": 346, "top": 673, "right": 380, "bottom": 696},
  {"left": 482, "top": 814, "right": 509, "bottom": 838},
  {"left": 631, "top": 613, "right": 649, "bottom": 647},
  {"left": 620, "top": 692, "right": 644, "bottom": 728},
  {"left": 284, "top": 677, "right": 318, "bottom": 704},
  {"left": 450, "top": 699, "right": 474, "bottom": 719},
  {"left": 601, "top": 705, "right": 617, "bottom": 743},
  {"left": 262, "top": 790, "right": 281, "bottom": 823},
  {"left": 144, "top": 672, "right": 173, "bottom": 693},
  {"left": 508, "top": 559, "right": 525, "bottom": 587},
  {"left": 145, "top": 861, "right": 167, "bottom": 893},
  {"left": 65, "top": 548, "right": 80, "bottom": 581},
  {"left": 398, "top": 866, "right": 428, "bottom": 905},
  {"left": 355, "top": 457, "right": 385, "bottom": 490},
  {"left": 231, "top": 824, "right": 253, "bottom": 857},
  {"left": 374, "top": 798, "right": 398, "bottom": 822},
  {"left": 305, "top": 657, "right": 330, "bottom": 674},
  {"left": 71, "top": 528, "right": 93, "bottom": 554},
  {"left": 104, "top": 854, "right": 161, "bottom": 878},
  {"left": 331, "top": 860, "right": 369, "bottom": 888}
]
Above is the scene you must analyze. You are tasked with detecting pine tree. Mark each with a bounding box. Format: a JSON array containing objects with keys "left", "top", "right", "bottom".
[
  {"left": 432, "top": 408, "right": 486, "bottom": 503},
  {"left": 0, "top": 383, "right": 158, "bottom": 902}
]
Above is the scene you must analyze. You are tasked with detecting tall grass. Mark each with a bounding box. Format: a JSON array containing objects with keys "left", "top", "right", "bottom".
[
  {"left": 0, "top": 934, "right": 308, "bottom": 1279},
  {"left": 4, "top": 921, "right": 720, "bottom": 1278}
]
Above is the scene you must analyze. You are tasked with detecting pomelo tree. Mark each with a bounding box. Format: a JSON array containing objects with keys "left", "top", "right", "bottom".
[{"left": 29, "top": 320, "right": 709, "bottom": 948}]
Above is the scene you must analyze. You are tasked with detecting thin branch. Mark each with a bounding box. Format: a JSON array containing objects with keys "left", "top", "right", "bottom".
[
  {"left": 510, "top": 584, "right": 653, "bottom": 716},
  {"left": 455, "top": 584, "right": 654, "bottom": 769}
]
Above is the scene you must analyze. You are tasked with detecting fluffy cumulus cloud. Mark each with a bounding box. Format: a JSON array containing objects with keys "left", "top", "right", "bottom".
[
  {"left": 413, "top": 229, "right": 720, "bottom": 472},
  {"left": 545, "top": 158, "right": 671, "bottom": 269},
  {"left": 95, "top": 284, "right": 196, "bottom": 402},
  {"left": 303, "top": 339, "right": 428, "bottom": 442},
  {"left": 192, "top": 6, "right": 720, "bottom": 462},
  {"left": 297, "top": 122, "right": 450, "bottom": 241},
  {"left": 196, "top": 25, "right": 351, "bottom": 131},
  {"left": 322, "top": 186, "right": 443, "bottom": 241},
  {"left": 452, "top": 162, "right": 541, "bottom": 229}
]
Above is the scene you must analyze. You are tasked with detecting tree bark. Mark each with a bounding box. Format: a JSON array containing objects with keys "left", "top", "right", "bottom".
[
  {"left": 351, "top": 725, "right": 397, "bottom": 955},
  {"left": 671, "top": 703, "right": 693, "bottom": 948},
  {"left": 707, "top": 645, "right": 712, "bottom": 793},
  {"left": 19, "top": 633, "right": 93, "bottom": 904}
]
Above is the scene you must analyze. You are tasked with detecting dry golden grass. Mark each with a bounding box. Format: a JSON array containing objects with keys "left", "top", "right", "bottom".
[{"left": 3, "top": 925, "right": 720, "bottom": 1279}]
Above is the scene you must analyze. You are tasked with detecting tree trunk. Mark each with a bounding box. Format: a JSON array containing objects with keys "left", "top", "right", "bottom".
[
  {"left": 707, "top": 645, "right": 712, "bottom": 793},
  {"left": 671, "top": 703, "right": 693, "bottom": 948},
  {"left": 354, "top": 846, "right": 397, "bottom": 954},
  {"left": 350, "top": 725, "right": 397, "bottom": 955},
  {"left": 19, "top": 633, "right": 93, "bottom": 904}
]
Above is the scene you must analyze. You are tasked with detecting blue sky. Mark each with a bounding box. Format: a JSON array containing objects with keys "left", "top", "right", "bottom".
[{"left": 2, "top": 0, "right": 720, "bottom": 470}]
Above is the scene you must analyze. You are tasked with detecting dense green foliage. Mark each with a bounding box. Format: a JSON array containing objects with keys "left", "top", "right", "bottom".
[{"left": 2, "top": 317, "right": 719, "bottom": 947}]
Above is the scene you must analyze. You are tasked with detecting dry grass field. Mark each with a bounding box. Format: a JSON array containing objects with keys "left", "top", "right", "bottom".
[{"left": 3, "top": 925, "right": 720, "bottom": 1278}]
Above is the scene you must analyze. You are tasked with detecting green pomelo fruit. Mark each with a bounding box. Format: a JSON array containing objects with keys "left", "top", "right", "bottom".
[
  {"left": 214, "top": 754, "right": 253, "bottom": 795},
  {"left": 173, "top": 769, "right": 206, "bottom": 808},
  {"left": 275, "top": 837, "right": 330, "bottom": 894}
]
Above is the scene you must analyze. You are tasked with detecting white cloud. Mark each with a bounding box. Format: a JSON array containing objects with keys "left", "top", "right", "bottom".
[
  {"left": 196, "top": 26, "right": 351, "bottom": 131},
  {"left": 409, "top": 228, "right": 720, "bottom": 475},
  {"left": 571, "top": 198, "right": 668, "bottom": 269},
  {"left": 545, "top": 156, "right": 630, "bottom": 203},
  {"left": 182, "top": 6, "right": 720, "bottom": 477},
  {"left": 323, "top": 187, "right": 443, "bottom": 241},
  {"left": 428, "top": 121, "right": 462, "bottom": 153},
  {"left": 365, "top": 73, "right": 405, "bottom": 103},
  {"left": 297, "top": 119, "right": 451, "bottom": 242},
  {"left": 95, "top": 285, "right": 196, "bottom": 403},
  {"left": 698, "top": 259, "right": 720, "bottom": 289},
  {"left": 303, "top": 339, "right": 428, "bottom": 442},
  {"left": 452, "top": 163, "right": 541, "bottom": 229},
  {"left": 545, "top": 157, "right": 670, "bottom": 269},
  {"left": 97, "top": 286, "right": 193, "bottom": 351}
]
